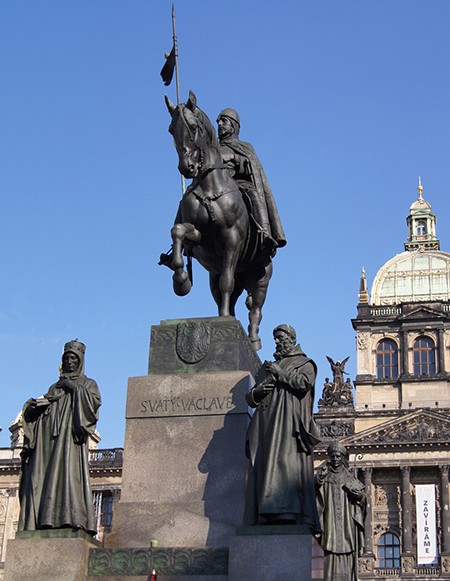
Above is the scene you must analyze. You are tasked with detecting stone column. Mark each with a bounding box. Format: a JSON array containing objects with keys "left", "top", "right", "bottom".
[
  {"left": 401, "top": 466, "right": 413, "bottom": 553},
  {"left": 440, "top": 465, "right": 450, "bottom": 555},
  {"left": 401, "top": 329, "right": 409, "bottom": 376},
  {"left": 400, "top": 466, "right": 414, "bottom": 576},
  {"left": 438, "top": 328, "right": 446, "bottom": 375},
  {"left": 362, "top": 467, "right": 374, "bottom": 555},
  {"left": 401, "top": 466, "right": 414, "bottom": 575},
  {"left": 359, "top": 467, "right": 375, "bottom": 577}
]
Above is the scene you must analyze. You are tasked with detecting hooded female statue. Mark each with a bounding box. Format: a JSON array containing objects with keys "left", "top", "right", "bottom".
[{"left": 18, "top": 340, "right": 101, "bottom": 535}]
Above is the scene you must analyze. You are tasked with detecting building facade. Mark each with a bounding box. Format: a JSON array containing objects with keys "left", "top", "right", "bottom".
[{"left": 316, "top": 181, "right": 450, "bottom": 579}]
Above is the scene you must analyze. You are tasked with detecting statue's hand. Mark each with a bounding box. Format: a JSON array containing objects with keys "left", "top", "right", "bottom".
[
  {"left": 57, "top": 377, "right": 76, "bottom": 392},
  {"left": 320, "top": 463, "right": 330, "bottom": 479},
  {"left": 253, "top": 382, "right": 273, "bottom": 401},
  {"left": 222, "top": 151, "right": 235, "bottom": 164},
  {"left": 264, "top": 360, "right": 281, "bottom": 378},
  {"left": 315, "top": 463, "right": 330, "bottom": 488}
]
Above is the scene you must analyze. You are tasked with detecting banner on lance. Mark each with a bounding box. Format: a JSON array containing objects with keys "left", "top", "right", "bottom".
[{"left": 416, "top": 484, "right": 438, "bottom": 565}]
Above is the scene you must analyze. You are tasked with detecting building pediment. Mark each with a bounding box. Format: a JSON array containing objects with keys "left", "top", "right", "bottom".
[
  {"left": 399, "top": 304, "right": 447, "bottom": 321},
  {"left": 341, "top": 409, "right": 450, "bottom": 447}
]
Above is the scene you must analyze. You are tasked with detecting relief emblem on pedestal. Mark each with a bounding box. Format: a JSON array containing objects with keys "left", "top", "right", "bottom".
[{"left": 176, "top": 322, "right": 212, "bottom": 364}]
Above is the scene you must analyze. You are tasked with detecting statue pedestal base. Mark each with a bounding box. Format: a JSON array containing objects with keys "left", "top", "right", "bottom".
[
  {"left": 228, "top": 526, "right": 316, "bottom": 581},
  {"left": 106, "top": 317, "right": 260, "bottom": 549},
  {"left": 4, "top": 530, "right": 99, "bottom": 581}
]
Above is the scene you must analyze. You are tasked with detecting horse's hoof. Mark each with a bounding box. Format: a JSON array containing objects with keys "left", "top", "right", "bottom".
[
  {"left": 250, "top": 337, "right": 262, "bottom": 351},
  {"left": 173, "top": 272, "right": 192, "bottom": 296}
]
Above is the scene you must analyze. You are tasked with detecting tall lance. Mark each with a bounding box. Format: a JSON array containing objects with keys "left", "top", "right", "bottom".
[
  {"left": 171, "top": 4, "right": 185, "bottom": 196},
  {"left": 160, "top": 5, "right": 192, "bottom": 283}
]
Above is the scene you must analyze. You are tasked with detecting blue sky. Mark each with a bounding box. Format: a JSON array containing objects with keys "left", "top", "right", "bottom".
[{"left": 1, "top": 1, "right": 450, "bottom": 449}]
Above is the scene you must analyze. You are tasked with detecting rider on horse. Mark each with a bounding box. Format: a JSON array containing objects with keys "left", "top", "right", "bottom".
[
  {"left": 160, "top": 105, "right": 287, "bottom": 269},
  {"left": 216, "top": 108, "right": 286, "bottom": 257}
]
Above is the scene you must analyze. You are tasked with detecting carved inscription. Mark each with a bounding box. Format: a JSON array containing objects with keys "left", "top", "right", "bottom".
[{"left": 141, "top": 396, "right": 233, "bottom": 414}]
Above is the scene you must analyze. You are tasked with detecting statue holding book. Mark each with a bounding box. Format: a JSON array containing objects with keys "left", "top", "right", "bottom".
[
  {"left": 18, "top": 340, "right": 101, "bottom": 535},
  {"left": 243, "top": 324, "right": 321, "bottom": 531}
]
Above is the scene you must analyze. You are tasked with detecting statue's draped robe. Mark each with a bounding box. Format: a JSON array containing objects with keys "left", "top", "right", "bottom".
[
  {"left": 316, "top": 467, "right": 366, "bottom": 581},
  {"left": 219, "top": 137, "right": 286, "bottom": 248},
  {"left": 18, "top": 376, "right": 101, "bottom": 534},
  {"left": 243, "top": 346, "right": 321, "bottom": 532}
]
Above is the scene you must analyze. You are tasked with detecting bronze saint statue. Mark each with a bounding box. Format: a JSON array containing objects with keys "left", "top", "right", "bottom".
[
  {"left": 243, "top": 324, "right": 321, "bottom": 531},
  {"left": 160, "top": 91, "right": 287, "bottom": 350},
  {"left": 18, "top": 340, "right": 101, "bottom": 534},
  {"left": 315, "top": 442, "right": 366, "bottom": 581},
  {"left": 216, "top": 108, "right": 286, "bottom": 255}
]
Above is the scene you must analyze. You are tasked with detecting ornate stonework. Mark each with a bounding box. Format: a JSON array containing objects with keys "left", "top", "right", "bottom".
[{"left": 176, "top": 321, "right": 212, "bottom": 364}]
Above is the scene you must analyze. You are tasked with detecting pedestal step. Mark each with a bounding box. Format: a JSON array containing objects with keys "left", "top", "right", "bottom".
[{"left": 88, "top": 547, "right": 228, "bottom": 578}]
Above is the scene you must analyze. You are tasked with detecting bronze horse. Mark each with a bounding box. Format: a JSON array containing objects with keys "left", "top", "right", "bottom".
[{"left": 162, "top": 91, "right": 275, "bottom": 350}]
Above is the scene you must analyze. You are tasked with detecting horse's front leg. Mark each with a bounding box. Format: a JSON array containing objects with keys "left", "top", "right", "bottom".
[{"left": 171, "top": 223, "right": 201, "bottom": 296}]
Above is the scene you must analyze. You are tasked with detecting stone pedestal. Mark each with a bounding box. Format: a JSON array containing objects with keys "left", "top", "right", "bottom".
[
  {"left": 106, "top": 317, "right": 260, "bottom": 550},
  {"left": 4, "top": 530, "right": 98, "bottom": 581},
  {"left": 228, "top": 526, "right": 314, "bottom": 581}
]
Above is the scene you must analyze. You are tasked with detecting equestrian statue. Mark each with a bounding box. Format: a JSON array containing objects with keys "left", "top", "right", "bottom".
[{"left": 160, "top": 91, "right": 286, "bottom": 351}]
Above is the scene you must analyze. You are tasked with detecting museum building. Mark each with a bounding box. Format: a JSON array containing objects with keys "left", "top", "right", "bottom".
[
  {"left": 1, "top": 182, "right": 450, "bottom": 580},
  {"left": 315, "top": 181, "right": 450, "bottom": 579}
]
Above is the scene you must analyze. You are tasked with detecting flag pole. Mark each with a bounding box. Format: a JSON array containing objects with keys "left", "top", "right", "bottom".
[
  {"left": 171, "top": 5, "right": 191, "bottom": 282},
  {"left": 172, "top": 4, "right": 185, "bottom": 195}
]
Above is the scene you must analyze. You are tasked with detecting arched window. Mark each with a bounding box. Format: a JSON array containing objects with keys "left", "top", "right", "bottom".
[
  {"left": 413, "top": 337, "right": 436, "bottom": 376},
  {"left": 417, "top": 220, "right": 427, "bottom": 235},
  {"left": 378, "top": 533, "right": 400, "bottom": 568},
  {"left": 376, "top": 340, "right": 398, "bottom": 379}
]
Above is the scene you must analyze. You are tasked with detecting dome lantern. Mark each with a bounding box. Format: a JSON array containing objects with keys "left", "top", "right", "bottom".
[{"left": 404, "top": 177, "right": 439, "bottom": 252}]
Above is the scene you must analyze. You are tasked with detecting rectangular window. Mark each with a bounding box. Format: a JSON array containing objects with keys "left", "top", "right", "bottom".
[{"left": 101, "top": 494, "right": 113, "bottom": 526}]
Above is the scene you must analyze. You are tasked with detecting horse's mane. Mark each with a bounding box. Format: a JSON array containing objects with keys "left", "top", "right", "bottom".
[
  {"left": 195, "top": 107, "right": 220, "bottom": 151},
  {"left": 169, "top": 102, "right": 220, "bottom": 155}
]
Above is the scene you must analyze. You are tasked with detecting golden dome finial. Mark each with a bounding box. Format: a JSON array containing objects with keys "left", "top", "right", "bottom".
[{"left": 417, "top": 176, "right": 423, "bottom": 199}]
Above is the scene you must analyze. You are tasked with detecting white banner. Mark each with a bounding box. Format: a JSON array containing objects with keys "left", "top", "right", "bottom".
[{"left": 416, "top": 484, "right": 438, "bottom": 565}]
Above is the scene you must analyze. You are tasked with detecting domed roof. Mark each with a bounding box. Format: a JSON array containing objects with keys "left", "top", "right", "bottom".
[
  {"left": 371, "top": 249, "right": 450, "bottom": 306},
  {"left": 410, "top": 196, "right": 432, "bottom": 214}
]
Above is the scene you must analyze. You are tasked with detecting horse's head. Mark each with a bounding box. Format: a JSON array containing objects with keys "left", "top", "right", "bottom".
[{"left": 166, "top": 90, "right": 220, "bottom": 179}]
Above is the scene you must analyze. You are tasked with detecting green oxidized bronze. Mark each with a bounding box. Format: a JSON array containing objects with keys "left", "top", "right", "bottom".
[{"left": 88, "top": 547, "right": 229, "bottom": 576}]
